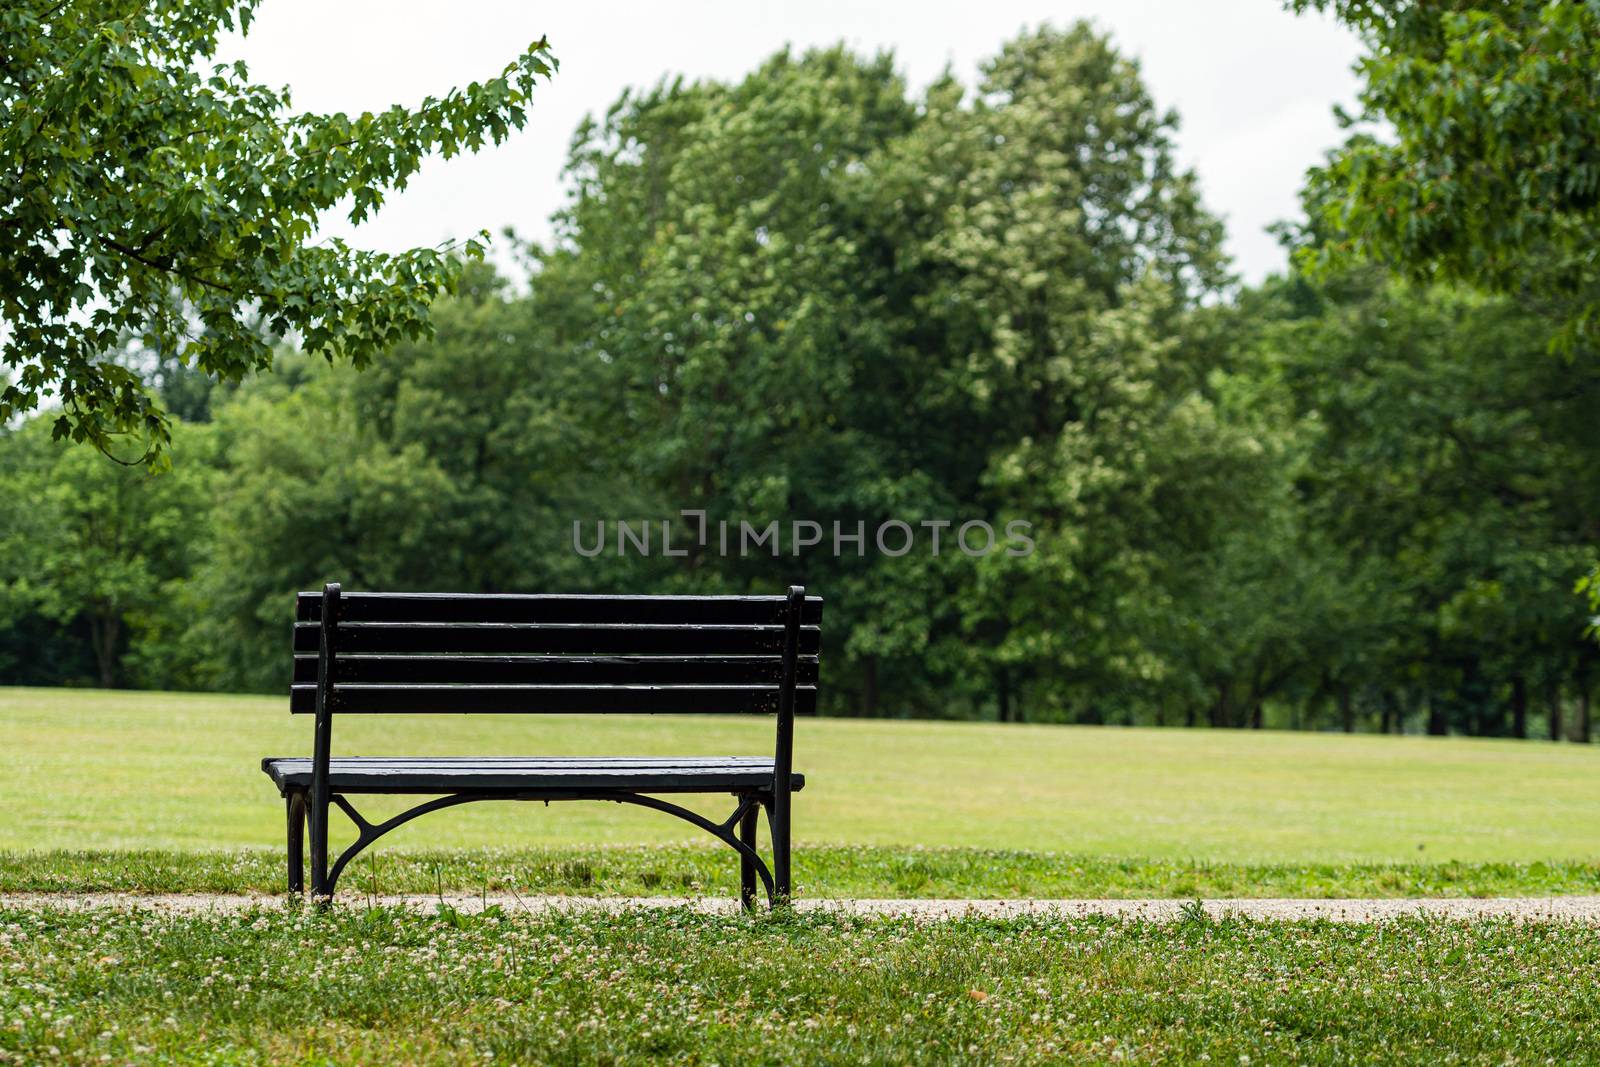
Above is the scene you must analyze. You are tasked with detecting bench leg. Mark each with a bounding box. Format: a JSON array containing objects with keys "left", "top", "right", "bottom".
[
  {"left": 738, "top": 797, "right": 759, "bottom": 912},
  {"left": 768, "top": 792, "right": 791, "bottom": 907},
  {"left": 286, "top": 791, "right": 306, "bottom": 894},
  {"left": 309, "top": 787, "right": 330, "bottom": 898}
]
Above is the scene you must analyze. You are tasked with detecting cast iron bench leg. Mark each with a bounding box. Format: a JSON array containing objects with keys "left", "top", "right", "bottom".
[
  {"left": 739, "top": 795, "right": 759, "bottom": 911},
  {"left": 286, "top": 790, "right": 306, "bottom": 894},
  {"left": 770, "top": 793, "right": 791, "bottom": 906}
]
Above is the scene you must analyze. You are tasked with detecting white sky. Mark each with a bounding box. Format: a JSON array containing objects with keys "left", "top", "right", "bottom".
[{"left": 221, "top": 0, "right": 1363, "bottom": 285}]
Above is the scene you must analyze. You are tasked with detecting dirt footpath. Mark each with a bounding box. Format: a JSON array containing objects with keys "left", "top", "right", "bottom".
[{"left": 5, "top": 894, "right": 1600, "bottom": 922}]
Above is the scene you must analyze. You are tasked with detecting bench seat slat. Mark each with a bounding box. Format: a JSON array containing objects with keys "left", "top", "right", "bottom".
[
  {"left": 297, "top": 592, "right": 824, "bottom": 626},
  {"left": 292, "top": 622, "right": 822, "bottom": 656},
  {"left": 290, "top": 654, "right": 818, "bottom": 686},
  {"left": 289, "top": 683, "right": 819, "bottom": 715},
  {"left": 261, "top": 755, "right": 805, "bottom": 795}
]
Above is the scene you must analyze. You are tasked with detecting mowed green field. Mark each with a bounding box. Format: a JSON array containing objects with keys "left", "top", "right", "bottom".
[{"left": 5, "top": 686, "right": 1600, "bottom": 864}]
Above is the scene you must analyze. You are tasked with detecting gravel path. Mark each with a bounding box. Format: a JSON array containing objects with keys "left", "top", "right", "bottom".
[{"left": 5, "top": 894, "right": 1600, "bottom": 922}]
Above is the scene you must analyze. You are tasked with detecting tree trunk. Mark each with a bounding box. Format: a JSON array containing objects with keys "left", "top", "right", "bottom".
[
  {"left": 1547, "top": 679, "right": 1564, "bottom": 742},
  {"left": 1510, "top": 675, "right": 1527, "bottom": 739},
  {"left": 88, "top": 609, "right": 120, "bottom": 689},
  {"left": 1462, "top": 658, "right": 1487, "bottom": 736},
  {"left": 1211, "top": 686, "right": 1232, "bottom": 729},
  {"left": 1577, "top": 683, "right": 1591, "bottom": 744},
  {"left": 997, "top": 670, "right": 1011, "bottom": 724},
  {"left": 1339, "top": 684, "right": 1354, "bottom": 733},
  {"left": 1250, "top": 702, "right": 1264, "bottom": 730},
  {"left": 1426, "top": 694, "right": 1447, "bottom": 736},
  {"left": 861, "top": 655, "right": 878, "bottom": 718}
]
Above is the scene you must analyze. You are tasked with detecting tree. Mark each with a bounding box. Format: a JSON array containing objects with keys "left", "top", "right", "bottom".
[
  {"left": 1291, "top": 0, "right": 1600, "bottom": 651},
  {"left": 182, "top": 263, "right": 630, "bottom": 691},
  {"left": 1260, "top": 268, "right": 1600, "bottom": 736},
  {"left": 185, "top": 358, "right": 469, "bottom": 692},
  {"left": 878, "top": 26, "right": 1233, "bottom": 720},
  {"left": 14, "top": 22, "right": 1597, "bottom": 735},
  {"left": 0, "top": 0, "right": 556, "bottom": 463},
  {"left": 0, "top": 417, "right": 208, "bottom": 687},
  {"left": 551, "top": 47, "right": 943, "bottom": 713},
  {"left": 541, "top": 28, "right": 1243, "bottom": 718},
  {"left": 1291, "top": 0, "right": 1600, "bottom": 349}
]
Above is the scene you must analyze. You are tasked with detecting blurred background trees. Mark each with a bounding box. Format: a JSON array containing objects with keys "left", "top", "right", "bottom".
[{"left": 3, "top": 21, "right": 1596, "bottom": 736}]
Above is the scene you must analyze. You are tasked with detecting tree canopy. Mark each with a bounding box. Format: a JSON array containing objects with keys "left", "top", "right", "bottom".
[
  {"left": 0, "top": 0, "right": 555, "bottom": 463},
  {"left": 3, "top": 19, "right": 1597, "bottom": 738},
  {"left": 1293, "top": 0, "right": 1600, "bottom": 348},
  {"left": 1294, "top": 0, "right": 1600, "bottom": 632}
]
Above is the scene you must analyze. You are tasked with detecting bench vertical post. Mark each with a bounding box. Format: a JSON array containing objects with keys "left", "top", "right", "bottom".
[
  {"left": 770, "top": 584, "right": 804, "bottom": 904},
  {"left": 738, "top": 800, "right": 759, "bottom": 911},
  {"left": 309, "top": 582, "right": 340, "bottom": 897},
  {"left": 286, "top": 791, "right": 306, "bottom": 893}
]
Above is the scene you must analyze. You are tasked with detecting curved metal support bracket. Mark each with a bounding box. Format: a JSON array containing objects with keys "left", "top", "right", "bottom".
[
  {"left": 324, "top": 792, "right": 485, "bottom": 892},
  {"left": 322, "top": 790, "right": 775, "bottom": 905},
  {"left": 610, "top": 792, "right": 774, "bottom": 904}
]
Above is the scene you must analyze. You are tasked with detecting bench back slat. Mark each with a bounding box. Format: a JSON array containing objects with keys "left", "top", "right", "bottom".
[
  {"left": 291, "top": 654, "right": 819, "bottom": 686},
  {"left": 290, "top": 684, "right": 817, "bottom": 715},
  {"left": 296, "top": 592, "right": 823, "bottom": 626},
  {"left": 292, "top": 587, "right": 822, "bottom": 718},
  {"left": 291, "top": 621, "right": 821, "bottom": 657}
]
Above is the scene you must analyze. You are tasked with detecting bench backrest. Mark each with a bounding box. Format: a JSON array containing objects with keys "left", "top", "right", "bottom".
[{"left": 292, "top": 585, "right": 822, "bottom": 717}]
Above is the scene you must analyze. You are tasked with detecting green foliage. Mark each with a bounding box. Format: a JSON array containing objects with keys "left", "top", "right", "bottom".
[
  {"left": 0, "top": 421, "right": 209, "bottom": 687},
  {"left": 184, "top": 265, "right": 628, "bottom": 691},
  {"left": 0, "top": 0, "right": 555, "bottom": 463},
  {"left": 1291, "top": 0, "right": 1600, "bottom": 654},
  {"left": 4, "top": 22, "right": 1598, "bottom": 734},
  {"left": 544, "top": 28, "right": 1236, "bottom": 717},
  {"left": 1292, "top": 0, "right": 1600, "bottom": 348},
  {"left": 881, "top": 26, "right": 1231, "bottom": 719},
  {"left": 1258, "top": 269, "right": 1600, "bottom": 733}
]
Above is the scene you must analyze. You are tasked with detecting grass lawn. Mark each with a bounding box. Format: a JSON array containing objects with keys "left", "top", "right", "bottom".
[
  {"left": 6, "top": 686, "right": 1600, "bottom": 866},
  {"left": 5, "top": 905, "right": 1600, "bottom": 1065},
  {"left": 6, "top": 846, "right": 1600, "bottom": 899},
  {"left": 9, "top": 687, "right": 1600, "bottom": 1064}
]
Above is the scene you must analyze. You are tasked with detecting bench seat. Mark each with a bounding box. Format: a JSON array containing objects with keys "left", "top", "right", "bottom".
[{"left": 263, "top": 756, "right": 806, "bottom": 796}]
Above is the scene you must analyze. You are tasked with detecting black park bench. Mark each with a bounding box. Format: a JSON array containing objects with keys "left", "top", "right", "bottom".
[{"left": 261, "top": 583, "right": 822, "bottom": 908}]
